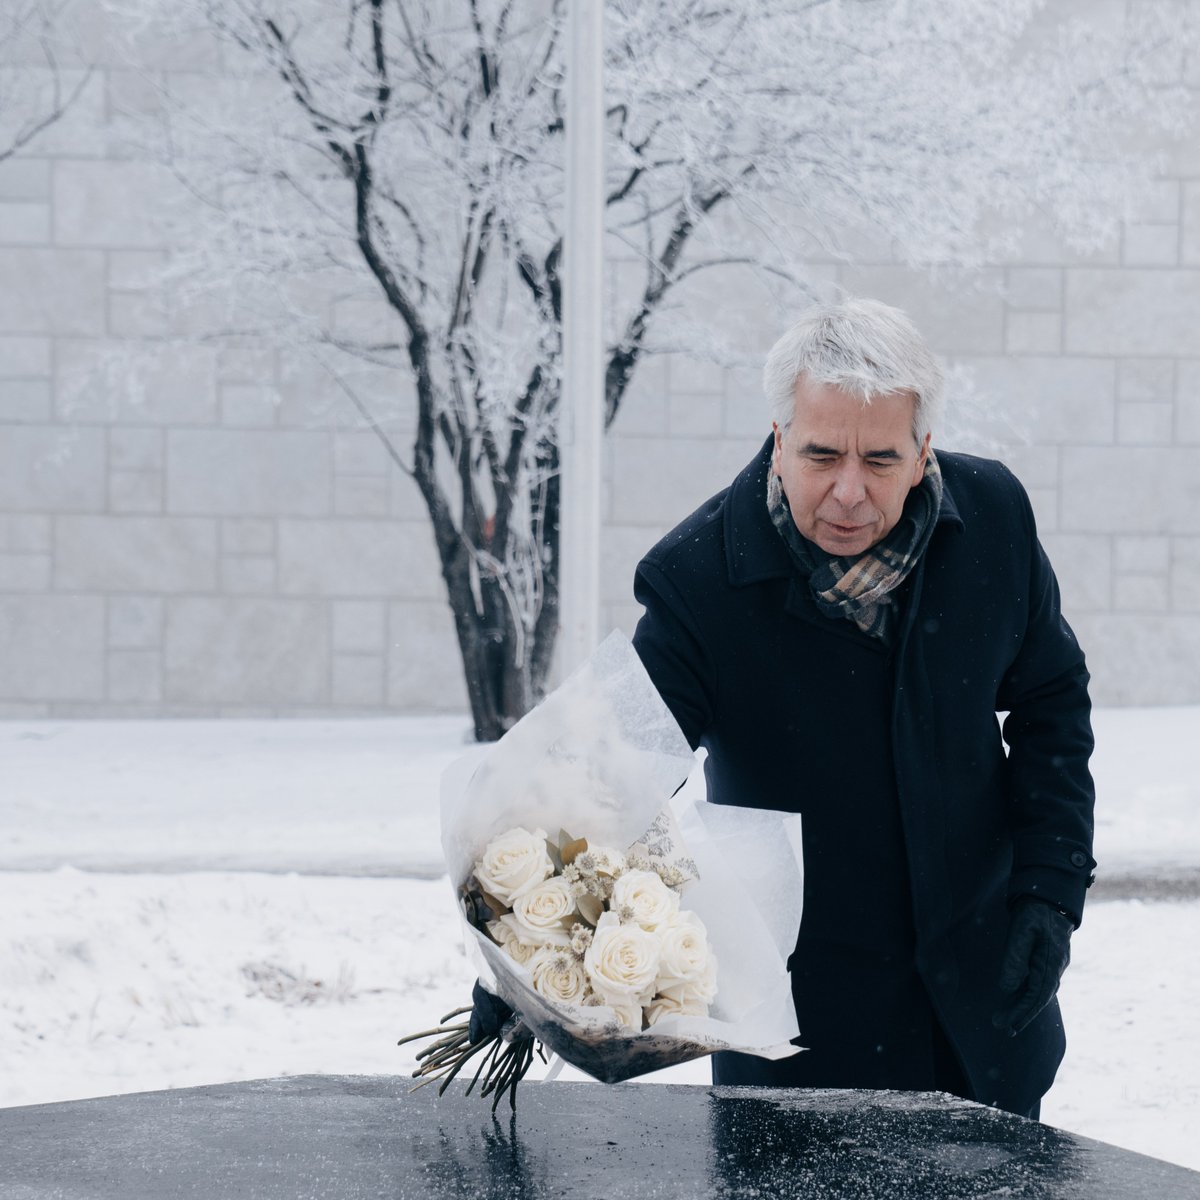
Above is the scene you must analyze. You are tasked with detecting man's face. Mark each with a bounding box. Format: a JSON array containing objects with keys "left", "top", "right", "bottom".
[{"left": 772, "top": 378, "right": 931, "bottom": 557}]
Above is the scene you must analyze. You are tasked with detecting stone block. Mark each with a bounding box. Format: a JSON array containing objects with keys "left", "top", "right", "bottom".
[
  {"left": 1117, "top": 358, "right": 1174, "bottom": 403},
  {"left": 608, "top": 352, "right": 668, "bottom": 438},
  {"left": 1129, "top": 179, "right": 1180, "bottom": 225},
  {"left": 0, "top": 249, "right": 105, "bottom": 334},
  {"left": 0, "top": 158, "right": 50, "bottom": 201},
  {"left": 334, "top": 476, "right": 390, "bottom": 517},
  {"left": 0, "top": 335, "right": 50, "bottom": 377},
  {"left": 332, "top": 653, "right": 385, "bottom": 707},
  {"left": 1176, "top": 359, "right": 1200, "bottom": 443},
  {"left": 610, "top": 436, "right": 762, "bottom": 526},
  {"left": 0, "top": 596, "right": 104, "bottom": 700},
  {"left": 333, "top": 430, "right": 392, "bottom": 476},
  {"left": 606, "top": 601, "right": 644, "bottom": 640},
  {"left": 56, "top": 517, "right": 217, "bottom": 592},
  {"left": 1117, "top": 402, "right": 1174, "bottom": 446},
  {"left": 109, "top": 429, "right": 164, "bottom": 473},
  {"left": 108, "top": 250, "right": 169, "bottom": 290},
  {"left": 0, "top": 379, "right": 51, "bottom": 421},
  {"left": 1026, "top": 488, "right": 1058, "bottom": 534},
  {"left": 57, "top": 340, "right": 218, "bottom": 426},
  {"left": 220, "top": 384, "right": 279, "bottom": 427},
  {"left": 1065, "top": 269, "right": 1200, "bottom": 355},
  {"left": 997, "top": 445, "right": 1059, "bottom": 491},
  {"left": 332, "top": 600, "right": 386, "bottom": 651},
  {"left": 221, "top": 518, "right": 275, "bottom": 556},
  {"left": 961, "top": 357, "right": 1116, "bottom": 446},
  {"left": 220, "top": 556, "right": 276, "bottom": 594},
  {"left": 1183, "top": 182, "right": 1200, "bottom": 265},
  {"left": 1071, "top": 613, "right": 1200, "bottom": 705},
  {"left": 53, "top": 161, "right": 178, "bottom": 248},
  {"left": 15, "top": 71, "right": 106, "bottom": 158},
  {"left": 601, "top": 525, "right": 655, "bottom": 604},
  {"left": 1114, "top": 575, "right": 1169, "bottom": 612},
  {"left": 217, "top": 344, "right": 277, "bottom": 383},
  {"left": 837, "top": 266, "right": 1006, "bottom": 354},
  {"left": 0, "top": 426, "right": 105, "bottom": 511},
  {"left": 668, "top": 390, "right": 724, "bottom": 437},
  {"left": 107, "top": 650, "right": 163, "bottom": 703},
  {"left": 1005, "top": 312, "right": 1061, "bottom": 355},
  {"left": 0, "top": 515, "right": 51, "bottom": 552},
  {"left": 1004, "top": 268, "right": 1062, "bottom": 311},
  {"left": 1039, "top": 533, "right": 1112, "bottom": 613},
  {"left": 1172, "top": 538, "right": 1200, "bottom": 610},
  {"left": 0, "top": 552, "right": 51, "bottom": 590},
  {"left": 0, "top": 201, "right": 50, "bottom": 245},
  {"left": 1115, "top": 535, "right": 1170, "bottom": 574},
  {"left": 665, "top": 353, "right": 724, "bottom": 395},
  {"left": 1122, "top": 224, "right": 1179, "bottom": 267},
  {"left": 277, "top": 519, "right": 441, "bottom": 598},
  {"left": 386, "top": 600, "right": 468, "bottom": 709},
  {"left": 107, "top": 596, "right": 163, "bottom": 649},
  {"left": 107, "top": 292, "right": 172, "bottom": 339},
  {"left": 164, "top": 598, "right": 329, "bottom": 705},
  {"left": 109, "top": 470, "right": 164, "bottom": 513},
  {"left": 387, "top": 467, "right": 431, "bottom": 521},
  {"left": 167, "top": 430, "right": 331, "bottom": 516},
  {"left": 1061, "top": 448, "right": 1200, "bottom": 534},
  {"left": 724, "top": 366, "right": 771, "bottom": 438}
]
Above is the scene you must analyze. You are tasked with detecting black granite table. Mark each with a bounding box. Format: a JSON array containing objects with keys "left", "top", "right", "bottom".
[{"left": 3, "top": 1075, "right": 1198, "bottom": 1199}]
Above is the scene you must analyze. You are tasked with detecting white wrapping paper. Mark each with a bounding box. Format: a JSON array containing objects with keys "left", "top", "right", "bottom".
[{"left": 440, "top": 631, "right": 804, "bottom": 1084}]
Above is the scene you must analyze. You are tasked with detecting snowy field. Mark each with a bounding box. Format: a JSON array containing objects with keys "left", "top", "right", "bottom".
[{"left": 2, "top": 709, "right": 1199, "bottom": 1173}]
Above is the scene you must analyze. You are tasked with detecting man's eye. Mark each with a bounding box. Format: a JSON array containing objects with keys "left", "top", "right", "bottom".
[{"left": 867, "top": 459, "right": 896, "bottom": 469}]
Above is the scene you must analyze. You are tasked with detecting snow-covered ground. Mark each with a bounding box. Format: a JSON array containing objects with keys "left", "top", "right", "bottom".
[{"left": 1, "top": 709, "right": 1198, "bottom": 1172}]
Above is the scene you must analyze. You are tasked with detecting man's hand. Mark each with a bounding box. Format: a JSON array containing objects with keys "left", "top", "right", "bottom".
[{"left": 992, "top": 898, "right": 1074, "bottom": 1037}]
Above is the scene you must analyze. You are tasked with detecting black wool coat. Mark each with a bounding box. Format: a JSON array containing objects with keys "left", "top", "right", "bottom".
[{"left": 633, "top": 437, "right": 1096, "bottom": 1116}]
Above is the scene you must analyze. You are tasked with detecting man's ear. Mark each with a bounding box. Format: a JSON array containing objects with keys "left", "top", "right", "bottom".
[
  {"left": 772, "top": 422, "right": 783, "bottom": 474},
  {"left": 911, "top": 432, "right": 931, "bottom": 486}
]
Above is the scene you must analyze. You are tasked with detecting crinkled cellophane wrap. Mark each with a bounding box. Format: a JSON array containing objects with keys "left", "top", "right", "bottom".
[{"left": 440, "top": 631, "right": 804, "bottom": 1085}]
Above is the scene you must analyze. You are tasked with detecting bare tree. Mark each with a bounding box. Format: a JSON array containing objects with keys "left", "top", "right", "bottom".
[
  {"left": 0, "top": 0, "right": 91, "bottom": 163},
  {"left": 119, "top": 0, "right": 1191, "bottom": 739}
]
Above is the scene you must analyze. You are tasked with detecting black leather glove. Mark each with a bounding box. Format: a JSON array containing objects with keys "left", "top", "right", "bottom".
[
  {"left": 992, "top": 897, "right": 1074, "bottom": 1037},
  {"left": 468, "top": 980, "right": 514, "bottom": 1044}
]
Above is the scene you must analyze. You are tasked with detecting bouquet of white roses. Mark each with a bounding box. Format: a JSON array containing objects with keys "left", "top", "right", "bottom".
[
  {"left": 472, "top": 823, "right": 718, "bottom": 1032},
  {"left": 400, "top": 632, "right": 803, "bottom": 1109}
]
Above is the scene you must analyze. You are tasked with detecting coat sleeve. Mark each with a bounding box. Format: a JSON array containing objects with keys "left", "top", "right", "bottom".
[
  {"left": 631, "top": 556, "right": 717, "bottom": 752},
  {"left": 995, "top": 474, "right": 1096, "bottom": 926}
]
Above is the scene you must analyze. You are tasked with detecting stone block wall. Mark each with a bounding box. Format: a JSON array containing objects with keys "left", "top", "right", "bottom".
[{"left": 1, "top": 11, "right": 1198, "bottom": 715}]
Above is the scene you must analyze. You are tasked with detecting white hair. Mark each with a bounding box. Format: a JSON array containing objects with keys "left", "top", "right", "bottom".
[{"left": 763, "top": 298, "right": 945, "bottom": 444}]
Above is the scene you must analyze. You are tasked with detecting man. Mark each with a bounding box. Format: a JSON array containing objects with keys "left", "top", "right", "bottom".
[{"left": 632, "top": 298, "right": 1095, "bottom": 1118}]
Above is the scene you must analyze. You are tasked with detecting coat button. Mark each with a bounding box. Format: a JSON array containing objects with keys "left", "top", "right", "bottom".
[{"left": 1070, "top": 851, "right": 1088, "bottom": 868}]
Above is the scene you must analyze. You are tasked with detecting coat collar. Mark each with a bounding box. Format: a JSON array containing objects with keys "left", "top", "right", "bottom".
[{"left": 724, "top": 435, "right": 965, "bottom": 587}]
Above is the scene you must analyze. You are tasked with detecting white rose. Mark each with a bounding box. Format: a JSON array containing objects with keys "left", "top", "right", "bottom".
[
  {"left": 654, "top": 910, "right": 712, "bottom": 991},
  {"left": 610, "top": 868, "right": 680, "bottom": 931},
  {"left": 604, "top": 996, "right": 645, "bottom": 1032},
  {"left": 473, "top": 827, "right": 554, "bottom": 906},
  {"left": 657, "top": 951, "right": 718, "bottom": 1007},
  {"left": 529, "top": 949, "right": 590, "bottom": 1006},
  {"left": 492, "top": 912, "right": 570, "bottom": 956},
  {"left": 510, "top": 877, "right": 578, "bottom": 940},
  {"left": 645, "top": 990, "right": 709, "bottom": 1026},
  {"left": 487, "top": 918, "right": 540, "bottom": 965},
  {"left": 584, "top": 911, "right": 660, "bottom": 1006}
]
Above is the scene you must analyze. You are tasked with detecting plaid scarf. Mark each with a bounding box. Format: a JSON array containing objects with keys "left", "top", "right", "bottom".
[{"left": 766, "top": 449, "right": 943, "bottom": 644}]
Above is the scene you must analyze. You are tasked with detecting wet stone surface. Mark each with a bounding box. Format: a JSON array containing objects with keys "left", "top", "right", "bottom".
[{"left": 3, "top": 1076, "right": 1199, "bottom": 1199}]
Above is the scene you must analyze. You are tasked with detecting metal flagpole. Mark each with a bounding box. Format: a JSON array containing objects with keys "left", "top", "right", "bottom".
[{"left": 559, "top": 0, "right": 605, "bottom": 675}]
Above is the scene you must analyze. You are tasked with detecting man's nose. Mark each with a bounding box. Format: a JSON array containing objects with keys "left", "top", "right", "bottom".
[{"left": 831, "top": 460, "right": 867, "bottom": 507}]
